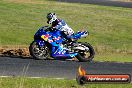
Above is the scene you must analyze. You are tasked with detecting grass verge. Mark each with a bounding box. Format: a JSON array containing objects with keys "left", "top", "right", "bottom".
[
  {"left": 95, "top": 53, "right": 132, "bottom": 62},
  {"left": 0, "top": 77, "right": 132, "bottom": 88}
]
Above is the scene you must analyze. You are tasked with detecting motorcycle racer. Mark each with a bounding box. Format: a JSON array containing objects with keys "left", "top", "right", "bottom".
[
  {"left": 46, "top": 13, "right": 78, "bottom": 58},
  {"left": 47, "top": 13, "right": 74, "bottom": 42}
]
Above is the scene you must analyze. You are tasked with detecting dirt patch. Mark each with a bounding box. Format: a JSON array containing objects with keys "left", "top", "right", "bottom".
[
  {"left": 0, "top": 45, "right": 30, "bottom": 57},
  {"left": 0, "top": 45, "right": 132, "bottom": 58}
]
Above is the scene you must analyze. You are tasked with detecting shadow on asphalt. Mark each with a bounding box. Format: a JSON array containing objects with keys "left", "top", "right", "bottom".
[{"left": 0, "top": 55, "right": 81, "bottom": 62}]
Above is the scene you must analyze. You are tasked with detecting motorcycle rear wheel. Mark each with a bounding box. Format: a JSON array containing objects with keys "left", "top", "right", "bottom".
[{"left": 76, "top": 42, "right": 95, "bottom": 62}]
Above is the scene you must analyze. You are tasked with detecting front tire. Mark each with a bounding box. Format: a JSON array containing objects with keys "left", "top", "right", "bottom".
[
  {"left": 76, "top": 43, "right": 95, "bottom": 62},
  {"left": 29, "top": 41, "right": 50, "bottom": 60}
]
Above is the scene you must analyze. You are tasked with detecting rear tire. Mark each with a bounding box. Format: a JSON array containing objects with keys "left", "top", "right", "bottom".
[
  {"left": 29, "top": 41, "right": 50, "bottom": 60},
  {"left": 76, "top": 43, "right": 95, "bottom": 62}
]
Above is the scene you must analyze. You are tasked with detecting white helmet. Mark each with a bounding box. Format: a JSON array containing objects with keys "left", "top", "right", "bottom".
[{"left": 47, "top": 13, "right": 57, "bottom": 24}]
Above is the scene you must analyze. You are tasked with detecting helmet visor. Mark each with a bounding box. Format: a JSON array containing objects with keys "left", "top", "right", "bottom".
[{"left": 47, "top": 14, "right": 52, "bottom": 20}]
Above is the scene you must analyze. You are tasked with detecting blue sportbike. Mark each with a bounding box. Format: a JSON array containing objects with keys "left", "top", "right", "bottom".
[{"left": 29, "top": 26, "right": 95, "bottom": 62}]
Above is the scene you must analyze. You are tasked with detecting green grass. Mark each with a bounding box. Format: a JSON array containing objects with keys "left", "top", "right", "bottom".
[
  {"left": 0, "top": 0, "right": 132, "bottom": 49},
  {"left": 0, "top": 77, "right": 132, "bottom": 88}
]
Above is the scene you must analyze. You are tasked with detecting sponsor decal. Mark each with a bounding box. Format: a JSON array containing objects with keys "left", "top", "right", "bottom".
[{"left": 41, "top": 34, "right": 49, "bottom": 41}]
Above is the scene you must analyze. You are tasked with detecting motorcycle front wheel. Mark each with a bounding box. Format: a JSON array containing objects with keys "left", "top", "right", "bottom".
[{"left": 29, "top": 41, "right": 50, "bottom": 60}]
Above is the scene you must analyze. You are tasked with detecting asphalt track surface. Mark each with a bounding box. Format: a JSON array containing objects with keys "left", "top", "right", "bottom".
[
  {"left": 58, "top": 0, "right": 132, "bottom": 8},
  {"left": 0, "top": 57, "right": 132, "bottom": 79}
]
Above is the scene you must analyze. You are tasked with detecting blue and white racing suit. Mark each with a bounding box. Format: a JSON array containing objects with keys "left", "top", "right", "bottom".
[{"left": 52, "top": 19, "right": 74, "bottom": 40}]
